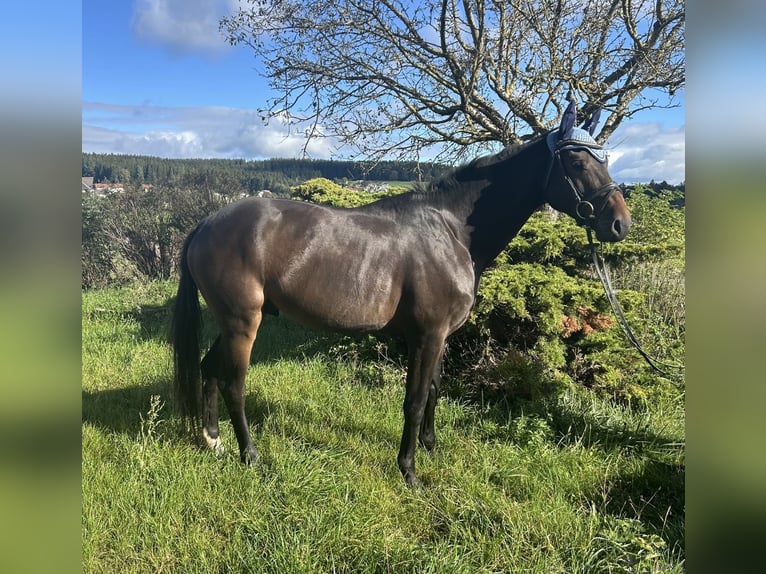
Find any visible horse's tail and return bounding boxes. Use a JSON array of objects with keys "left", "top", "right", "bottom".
[{"left": 171, "top": 225, "right": 203, "bottom": 427}]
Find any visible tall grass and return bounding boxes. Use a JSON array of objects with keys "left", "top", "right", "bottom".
[
  {"left": 606, "top": 256, "right": 686, "bottom": 377},
  {"left": 82, "top": 280, "right": 684, "bottom": 573}
]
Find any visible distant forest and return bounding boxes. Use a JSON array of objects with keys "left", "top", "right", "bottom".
[
  {"left": 82, "top": 152, "right": 684, "bottom": 202},
  {"left": 82, "top": 153, "right": 449, "bottom": 196}
]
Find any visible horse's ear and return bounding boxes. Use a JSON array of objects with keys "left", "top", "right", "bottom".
[
  {"left": 581, "top": 108, "right": 602, "bottom": 136},
  {"left": 558, "top": 99, "right": 577, "bottom": 139}
]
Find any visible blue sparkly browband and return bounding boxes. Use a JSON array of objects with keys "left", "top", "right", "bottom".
[{"left": 546, "top": 127, "right": 608, "bottom": 163}]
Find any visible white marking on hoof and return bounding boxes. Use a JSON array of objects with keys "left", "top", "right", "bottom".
[{"left": 202, "top": 428, "right": 224, "bottom": 456}]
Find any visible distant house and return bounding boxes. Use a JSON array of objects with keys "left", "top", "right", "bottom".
[{"left": 84, "top": 180, "right": 125, "bottom": 196}]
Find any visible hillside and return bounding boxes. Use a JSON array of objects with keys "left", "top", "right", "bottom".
[{"left": 82, "top": 153, "right": 449, "bottom": 196}]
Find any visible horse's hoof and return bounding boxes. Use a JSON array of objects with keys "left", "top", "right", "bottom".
[
  {"left": 402, "top": 471, "right": 421, "bottom": 488},
  {"left": 240, "top": 449, "right": 260, "bottom": 468},
  {"left": 202, "top": 429, "right": 225, "bottom": 457},
  {"left": 419, "top": 437, "right": 435, "bottom": 452}
]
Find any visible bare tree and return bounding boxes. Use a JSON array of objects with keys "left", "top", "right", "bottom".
[{"left": 222, "top": 0, "right": 684, "bottom": 162}]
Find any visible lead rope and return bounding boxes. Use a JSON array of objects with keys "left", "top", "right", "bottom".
[{"left": 586, "top": 228, "right": 685, "bottom": 380}]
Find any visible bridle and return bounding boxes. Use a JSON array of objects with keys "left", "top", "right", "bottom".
[{"left": 542, "top": 139, "right": 623, "bottom": 229}]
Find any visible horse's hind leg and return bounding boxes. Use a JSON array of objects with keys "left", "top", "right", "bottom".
[
  {"left": 200, "top": 337, "right": 224, "bottom": 455},
  {"left": 218, "top": 312, "right": 262, "bottom": 466}
]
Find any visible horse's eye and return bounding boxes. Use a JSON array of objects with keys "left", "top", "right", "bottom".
[{"left": 572, "top": 160, "right": 585, "bottom": 172}]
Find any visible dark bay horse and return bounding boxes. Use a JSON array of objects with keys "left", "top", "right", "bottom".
[{"left": 172, "top": 104, "right": 631, "bottom": 486}]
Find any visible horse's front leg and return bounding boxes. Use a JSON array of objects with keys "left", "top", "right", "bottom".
[
  {"left": 419, "top": 352, "right": 444, "bottom": 452},
  {"left": 398, "top": 334, "right": 445, "bottom": 486}
]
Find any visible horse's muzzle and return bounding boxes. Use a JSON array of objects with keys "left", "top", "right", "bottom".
[{"left": 596, "top": 212, "right": 631, "bottom": 242}]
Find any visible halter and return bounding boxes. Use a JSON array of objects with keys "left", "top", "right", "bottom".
[{"left": 543, "top": 128, "right": 622, "bottom": 228}]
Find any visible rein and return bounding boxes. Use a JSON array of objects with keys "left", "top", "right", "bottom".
[{"left": 586, "top": 228, "right": 685, "bottom": 379}]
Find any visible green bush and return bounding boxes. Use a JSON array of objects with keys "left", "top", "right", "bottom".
[
  {"left": 83, "top": 175, "right": 684, "bottom": 407},
  {"left": 290, "top": 178, "right": 399, "bottom": 207},
  {"left": 81, "top": 186, "right": 230, "bottom": 289}
]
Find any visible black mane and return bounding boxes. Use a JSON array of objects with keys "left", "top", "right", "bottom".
[
  {"left": 416, "top": 137, "right": 542, "bottom": 194},
  {"left": 358, "top": 136, "right": 548, "bottom": 219},
  {"left": 465, "top": 140, "right": 530, "bottom": 171}
]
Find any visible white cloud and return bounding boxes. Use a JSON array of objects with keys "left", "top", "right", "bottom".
[
  {"left": 82, "top": 101, "right": 334, "bottom": 159},
  {"left": 132, "top": 0, "right": 239, "bottom": 54},
  {"left": 606, "top": 123, "right": 685, "bottom": 184}
]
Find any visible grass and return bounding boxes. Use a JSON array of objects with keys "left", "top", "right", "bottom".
[{"left": 82, "top": 280, "right": 684, "bottom": 573}]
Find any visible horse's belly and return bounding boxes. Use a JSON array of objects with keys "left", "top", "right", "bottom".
[{"left": 267, "top": 269, "right": 400, "bottom": 333}]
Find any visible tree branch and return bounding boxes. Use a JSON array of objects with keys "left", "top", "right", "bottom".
[{"left": 221, "top": 0, "right": 684, "bottom": 160}]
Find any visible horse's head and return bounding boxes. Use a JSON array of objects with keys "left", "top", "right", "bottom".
[{"left": 543, "top": 102, "right": 631, "bottom": 242}]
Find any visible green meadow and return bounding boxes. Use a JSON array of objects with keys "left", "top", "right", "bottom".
[{"left": 82, "top": 279, "right": 684, "bottom": 573}]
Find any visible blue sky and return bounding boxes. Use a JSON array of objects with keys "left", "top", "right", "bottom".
[{"left": 83, "top": 0, "right": 686, "bottom": 184}]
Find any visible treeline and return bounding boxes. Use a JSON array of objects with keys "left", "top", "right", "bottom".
[
  {"left": 82, "top": 153, "right": 448, "bottom": 196},
  {"left": 624, "top": 179, "right": 685, "bottom": 207}
]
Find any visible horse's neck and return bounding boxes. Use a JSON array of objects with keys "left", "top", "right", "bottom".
[{"left": 439, "top": 142, "right": 548, "bottom": 273}]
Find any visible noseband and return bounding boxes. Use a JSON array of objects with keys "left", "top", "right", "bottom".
[{"left": 543, "top": 137, "right": 622, "bottom": 228}]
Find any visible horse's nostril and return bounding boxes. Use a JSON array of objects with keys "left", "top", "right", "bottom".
[{"left": 611, "top": 217, "right": 631, "bottom": 239}]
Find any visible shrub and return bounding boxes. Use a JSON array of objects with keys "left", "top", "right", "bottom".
[
  {"left": 82, "top": 193, "right": 116, "bottom": 289},
  {"left": 81, "top": 186, "right": 229, "bottom": 289},
  {"left": 83, "top": 174, "right": 684, "bottom": 406},
  {"left": 290, "top": 177, "right": 400, "bottom": 207}
]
